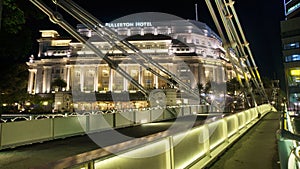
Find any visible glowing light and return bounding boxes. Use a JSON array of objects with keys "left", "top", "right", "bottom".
[
  {"left": 140, "top": 119, "right": 148, "bottom": 123},
  {"left": 287, "top": 2, "right": 300, "bottom": 15},
  {"left": 290, "top": 69, "right": 300, "bottom": 76}
]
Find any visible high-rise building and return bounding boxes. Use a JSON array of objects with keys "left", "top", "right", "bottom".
[
  {"left": 281, "top": 0, "right": 300, "bottom": 110},
  {"left": 284, "top": 0, "right": 300, "bottom": 19}
]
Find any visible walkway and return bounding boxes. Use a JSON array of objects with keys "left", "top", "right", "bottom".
[
  {"left": 207, "top": 111, "right": 281, "bottom": 169},
  {"left": 0, "top": 115, "right": 205, "bottom": 169},
  {"left": 0, "top": 111, "right": 281, "bottom": 169}
]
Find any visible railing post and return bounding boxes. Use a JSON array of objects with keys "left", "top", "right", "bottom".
[
  {"left": 88, "top": 160, "right": 94, "bottom": 169},
  {"left": 223, "top": 118, "right": 229, "bottom": 144},
  {"left": 168, "top": 136, "right": 175, "bottom": 169},
  {"left": 0, "top": 123, "right": 2, "bottom": 149},
  {"left": 203, "top": 124, "right": 211, "bottom": 158}
]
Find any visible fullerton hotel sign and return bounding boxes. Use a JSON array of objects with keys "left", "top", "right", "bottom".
[{"left": 105, "top": 22, "right": 153, "bottom": 28}]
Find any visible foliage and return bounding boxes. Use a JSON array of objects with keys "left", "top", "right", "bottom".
[
  {"left": 2, "top": 0, "right": 25, "bottom": 34},
  {"left": 0, "top": 0, "right": 48, "bottom": 112},
  {"left": 0, "top": 63, "right": 29, "bottom": 104},
  {"left": 261, "top": 76, "right": 273, "bottom": 88},
  {"left": 226, "top": 78, "right": 241, "bottom": 95},
  {"left": 51, "top": 78, "right": 67, "bottom": 91},
  {"left": 0, "top": 0, "right": 46, "bottom": 63}
]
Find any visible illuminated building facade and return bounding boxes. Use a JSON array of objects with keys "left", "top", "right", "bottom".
[
  {"left": 27, "top": 19, "right": 237, "bottom": 111},
  {"left": 284, "top": 0, "right": 300, "bottom": 19},
  {"left": 282, "top": 0, "right": 300, "bottom": 109}
]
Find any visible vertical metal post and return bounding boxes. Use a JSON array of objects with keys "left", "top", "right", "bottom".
[
  {"left": 195, "top": 4, "right": 199, "bottom": 21},
  {"left": 168, "top": 136, "right": 175, "bottom": 169}
]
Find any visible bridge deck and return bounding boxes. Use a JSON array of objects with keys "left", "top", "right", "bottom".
[
  {"left": 0, "top": 112, "right": 280, "bottom": 169},
  {"left": 206, "top": 111, "right": 281, "bottom": 169},
  {"left": 0, "top": 115, "right": 206, "bottom": 169}
]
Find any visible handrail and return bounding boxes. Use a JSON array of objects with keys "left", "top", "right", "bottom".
[
  {"left": 277, "top": 110, "right": 300, "bottom": 169},
  {"left": 27, "top": 104, "right": 272, "bottom": 169}
]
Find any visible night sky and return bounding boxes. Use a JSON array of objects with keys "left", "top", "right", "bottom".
[{"left": 35, "top": 0, "right": 286, "bottom": 86}]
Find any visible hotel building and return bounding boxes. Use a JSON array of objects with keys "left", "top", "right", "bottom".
[{"left": 27, "top": 19, "right": 237, "bottom": 111}]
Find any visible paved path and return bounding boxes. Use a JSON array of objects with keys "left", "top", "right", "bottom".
[{"left": 207, "top": 111, "right": 281, "bottom": 169}]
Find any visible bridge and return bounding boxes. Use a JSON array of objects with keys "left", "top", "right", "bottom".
[
  {"left": 0, "top": 104, "right": 275, "bottom": 169},
  {"left": 0, "top": 0, "right": 298, "bottom": 168}
]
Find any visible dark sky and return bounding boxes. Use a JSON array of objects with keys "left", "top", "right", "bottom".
[{"left": 36, "top": 0, "right": 286, "bottom": 84}]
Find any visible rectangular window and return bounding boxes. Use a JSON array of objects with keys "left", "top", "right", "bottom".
[
  {"left": 145, "top": 45, "right": 151, "bottom": 49},
  {"left": 75, "top": 71, "right": 80, "bottom": 77},
  {"left": 291, "top": 69, "right": 300, "bottom": 76},
  {"left": 144, "top": 71, "right": 151, "bottom": 76},
  {"left": 131, "top": 70, "right": 138, "bottom": 77},
  {"left": 284, "top": 42, "right": 300, "bottom": 50},
  {"left": 285, "top": 54, "right": 300, "bottom": 62},
  {"left": 102, "top": 69, "right": 109, "bottom": 77}
]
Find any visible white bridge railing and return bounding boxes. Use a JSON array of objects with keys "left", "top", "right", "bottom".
[
  {"left": 28, "top": 104, "right": 273, "bottom": 169},
  {"left": 0, "top": 105, "right": 210, "bottom": 150}
]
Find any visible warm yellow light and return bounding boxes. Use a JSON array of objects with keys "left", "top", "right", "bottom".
[{"left": 290, "top": 69, "right": 300, "bottom": 76}]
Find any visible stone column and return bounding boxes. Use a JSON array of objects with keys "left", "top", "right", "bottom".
[
  {"left": 43, "top": 66, "right": 52, "bottom": 93},
  {"left": 123, "top": 65, "right": 128, "bottom": 91},
  {"left": 27, "top": 69, "right": 35, "bottom": 94},
  {"left": 32, "top": 70, "right": 37, "bottom": 94},
  {"left": 221, "top": 67, "right": 225, "bottom": 82},
  {"left": 94, "top": 66, "right": 98, "bottom": 92},
  {"left": 139, "top": 66, "right": 143, "bottom": 85},
  {"left": 66, "top": 66, "right": 71, "bottom": 91},
  {"left": 193, "top": 64, "right": 199, "bottom": 84},
  {"left": 109, "top": 68, "right": 113, "bottom": 91},
  {"left": 154, "top": 72, "right": 158, "bottom": 89},
  {"left": 35, "top": 67, "right": 43, "bottom": 94},
  {"left": 212, "top": 66, "right": 216, "bottom": 82},
  {"left": 42, "top": 67, "right": 47, "bottom": 93},
  {"left": 80, "top": 67, "right": 85, "bottom": 92},
  {"left": 199, "top": 64, "right": 205, "bottom": 84}
]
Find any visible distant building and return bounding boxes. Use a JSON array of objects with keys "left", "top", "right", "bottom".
[
  {"left": 27, "top": 19, "right": 238, "bottom": 111},
  {"left": 281, "top": 0, "right": 300, "bottom": 109},
  {"left": 284, "top": 0, "right": 300, "bottom": 19}
]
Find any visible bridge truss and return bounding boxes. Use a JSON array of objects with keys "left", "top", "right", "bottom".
[{"left": 205, "top": 0, "right": 269, "bottom": 106}]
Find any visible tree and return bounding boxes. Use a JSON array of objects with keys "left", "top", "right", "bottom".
[
  {"left": 227, "top": 78, "right": 240, "bottom": 95},
  {"left": 0, "top": 63, "right": 29, "bottom": 103},
  {"left": 0, "top": 0, "right": 2, "bottom": 30},
  {"left": 0, "top": 0, "right": 48, "bottom": 113},
  {"left": 1, "top": 0, "right": 25, "bottom": 34},
  {"left": 51, "top": 78, "right": 67, "bottom": 91},
  {"left": 0, "top": 0, "right": 47, "bottom": 63}
]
